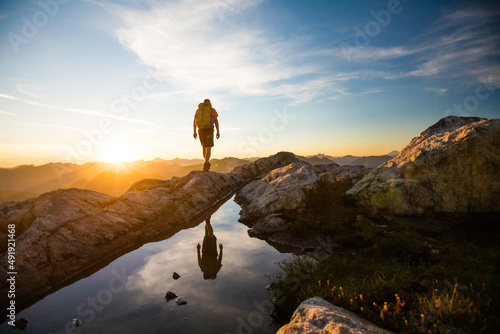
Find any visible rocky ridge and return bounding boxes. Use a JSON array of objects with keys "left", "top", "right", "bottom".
[
  {"left": 347, "top": 116, "right": 500, "bottom": 216},
  {"left": 0, "top": 152, "right": 297, "bottom": 308}
]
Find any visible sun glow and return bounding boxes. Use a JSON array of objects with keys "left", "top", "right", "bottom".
[{"left": 100, "top": 142, "right": 137, "bottom": 163}]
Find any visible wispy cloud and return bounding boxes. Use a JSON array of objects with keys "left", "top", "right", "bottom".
[
  {"left": 109, "top": 0, "right": 327, "bottom": 103},
  {"left": 312, "top": 7, "right": 500, "bottom": 86},
  {"left": 16, "top": 83, "right": 45, "bottom": 98},
  {"left": 0, "top": 92, "right": 161, "bottom": 127},
  {"left": 317, "top": 45, "right": 420, "bottom": 63},
  {"left": 16, "top": 121, "right": 81, "bottom": 131},
  {"left": 404, "top": 8, "right": 500, "bottom": 84},
  {"left": 424, "top": 87, "right": 448, "bottom": 96},
  {"left": 108, "top": 1, "right": 500, "bottom": 104},
  {"left": 0, "top": 110, "right": 16, "bottom": 116},
  {"left": 0, "top": 93, "right": 21, "bottom": 101}
]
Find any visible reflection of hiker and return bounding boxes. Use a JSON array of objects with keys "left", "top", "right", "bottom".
[
  {"left": 197, "top": 217, "right": 223, "bottom": 280},
  {"left": 193, "top": 99, "right": 220, "bottom": 172}
]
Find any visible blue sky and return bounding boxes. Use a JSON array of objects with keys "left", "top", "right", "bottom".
[{"left": 0, "top": 0, "right": 499, "bottom": 167}]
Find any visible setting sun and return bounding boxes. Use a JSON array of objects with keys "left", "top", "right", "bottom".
[{"left": 100, "top": 142, "right": 137, "bottom": 163}]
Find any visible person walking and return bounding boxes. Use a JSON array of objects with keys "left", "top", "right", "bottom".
[{"left": 193, "top": 99, "right": 220, "bottom": 172}]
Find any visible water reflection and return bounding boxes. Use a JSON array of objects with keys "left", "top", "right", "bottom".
[
  {"left": 0, "top": 198, "right": 292, "bottom": 334},
  {"left": 197, "top": 216, "right": 223, "bottom": 280}
]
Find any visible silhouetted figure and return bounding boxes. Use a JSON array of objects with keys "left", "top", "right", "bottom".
[
  {"left": 193, "top": 98, "right": 220, "bottom": 172},
  {"left": 197, "top": 217, "right": 223, "bottom": 279}
]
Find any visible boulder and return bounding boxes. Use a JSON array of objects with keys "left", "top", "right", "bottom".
[
  {"left": 235, "top": 162, "right": 366, "bottom": 238},
  {"left": 277, "top": 297, "right": 393, "bottom": 334},
  {"left": 347, "top": 116, "right": 500, "bottom": 216},
  {"left": 231, "top": 151, "right": 301, "bottom": 180}
]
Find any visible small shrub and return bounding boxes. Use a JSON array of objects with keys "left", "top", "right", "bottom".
[
  {"left": 372, "top": 230, "right": 431, "bottom": 264},
  {"left": 269, "top": 255, "right": 317, "bottom": 322}
]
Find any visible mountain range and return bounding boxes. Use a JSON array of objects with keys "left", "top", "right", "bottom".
[
  {"left": 0, "top": 152, "right": 398, "bottom": 204},
  {"left": 300, "top": 151, "right": 399, "bottom": 168},
  {"left": 0, "top": 157, "right": 249, "bottom": 203}
]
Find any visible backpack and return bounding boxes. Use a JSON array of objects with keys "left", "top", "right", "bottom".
[{"left": 195, "top": 102, "right": 214, "bottom": 129}]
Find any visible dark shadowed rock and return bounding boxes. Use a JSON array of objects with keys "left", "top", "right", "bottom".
[
  {"left": 347, "top": 116, "right": 500, "bottom": 216},
  {"left": 11, "top": 317, "right": 30, "bottom": 330},
  {"left": 235, "top": 161, "right": 366, "bottom": 245},
  {"left": 165, "top": 291, "right": 177, "bottom": 301}
]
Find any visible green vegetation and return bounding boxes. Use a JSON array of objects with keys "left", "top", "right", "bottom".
[{"left": 270, "top": 177, "right": 500, "bottom": 333}]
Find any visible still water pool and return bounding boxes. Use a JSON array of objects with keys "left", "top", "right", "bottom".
[{"left": 1, "top": 197, "right": 292, "bottom": 333}]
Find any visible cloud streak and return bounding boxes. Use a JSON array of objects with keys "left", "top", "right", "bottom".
[
  {"left": 0, "top": 110, "right": 16, "bottom": 116},
  {"left": 384, "top": 8, "right": 500, "bottom": 86},
  {"left": 0, "top": 92, "right": 161, "bottom": 127},
  {"left": 322, "top": 7, "right": 500, "bottom": 88},
  {"left": 405, "top": 9, "right": 500, "bottom": 83}
]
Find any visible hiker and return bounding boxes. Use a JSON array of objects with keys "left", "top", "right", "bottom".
[
  {"left": 193, "top": 98, "right": 220, "bottom": 172},
  {"left": 197, "top": 217, "right": 223, "bottom": 280}
]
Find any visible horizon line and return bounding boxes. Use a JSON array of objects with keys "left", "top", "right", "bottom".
[{"left": 0, "top": 150, "right": 401, "bottom": 169}]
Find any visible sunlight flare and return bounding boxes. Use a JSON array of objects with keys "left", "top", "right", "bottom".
[{"left": 100, "top": 142, "right": 137, "bottom": 163}]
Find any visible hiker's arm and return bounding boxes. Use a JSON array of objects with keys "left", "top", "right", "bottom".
[
  {"left": 215, "top": 117, "right": 220, "bottom": 139},
  {"left": 193, "top": 117, "right": 197, "bottom": 139},
  {"left": 218, "top": 243, "right": 223, "bottom": 263}
]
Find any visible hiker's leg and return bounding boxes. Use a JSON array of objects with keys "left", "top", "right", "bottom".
[
  {"left": 205, "top": 219, "right": 214, "bottom": 236},
  {"left": 202, "top": 146, "right": 207, "bottom": 161},
  {"left": 205, "top": 147, "right": 211, "bottom": 163}
]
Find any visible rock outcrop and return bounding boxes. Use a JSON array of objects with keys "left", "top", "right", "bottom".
[
  {"left": 235, "top": 161, "right": 366, "bottom": 244},
  {"left": 347, "top": 116, "right": 500, "bottom": 216},
  {"left": 231, "top": 151, "right": 300, "bottom": 179},
  {"left": 277, "top": 297, "right": 393, "bottom": 334},
  {"left": 0, "top": 152, "right": 298, "bottom": 308},
  {"left": 0, "top": 171, "right": 240, "bottom": 307}
]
